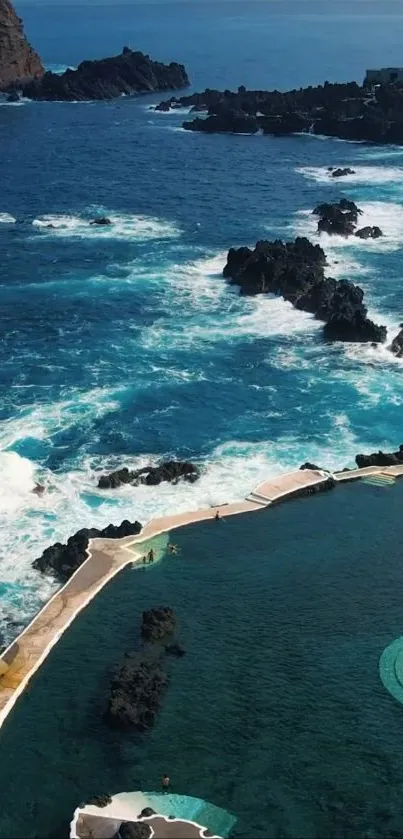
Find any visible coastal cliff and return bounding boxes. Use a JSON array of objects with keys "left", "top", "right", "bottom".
[{"left": 0, "top": 0, "right": 43, "bottom": 90}]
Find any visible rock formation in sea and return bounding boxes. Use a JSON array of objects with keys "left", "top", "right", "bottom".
[
  {"left": 355, "top": 445, "right": 403, "bottom": 469},
  {"left": 21, "top": 47, "right": 189, "bottom": 101},
  {"left": 105, "top": 606, "right": 182, "bottom": 731},
  {"left": 141, "top": 606, "right": 177, "bottom": 643},
  {"left": 0, "top": 0, "right": 43, "bottom": 90},
  {"left": 313, "top": 199, "right": 383, "bottom": 239},
  {"left": 33, "top": 519, "right": 142, "bottom": 582},
  {"left": 98, "top": 460, "right": 199, "bottom": 489},
  {"left": 330, "top": 167, "right": 356, "bottom": 178},
  {"left": 389, "top": 327, "right": 403, "bottom": 357},
  {"left": 154, "top": 80, "right": 403, "bottom": 145},
  {"left": 223, "top": 237, "right": 386, "bottom": 344}
]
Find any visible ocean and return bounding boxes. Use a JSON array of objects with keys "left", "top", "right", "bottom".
[{"left": 2, "top": 0, "right": 403, "bottom": 644}]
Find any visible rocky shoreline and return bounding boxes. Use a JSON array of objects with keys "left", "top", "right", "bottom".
[{"left": 154, "top": 80, "right": 403, "bottom": 145}]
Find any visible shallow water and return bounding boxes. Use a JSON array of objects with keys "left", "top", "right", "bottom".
[{"left": 1, "top": 482, "right": 403, "bottom": 838}]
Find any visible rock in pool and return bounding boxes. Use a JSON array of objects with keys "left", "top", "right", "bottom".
[
  {"left": 141, "top": 607, "right": 177, "bottom": 643},
  {"left": 165, "top": 642, "right": 186, "bottom": 657},
  {"left": 105, "top": 651, "right": 169, "bottom": 731}
]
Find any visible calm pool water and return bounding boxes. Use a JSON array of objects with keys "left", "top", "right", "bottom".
[{"left": 1, "top": 481, "right": 403, "bottom": 838}]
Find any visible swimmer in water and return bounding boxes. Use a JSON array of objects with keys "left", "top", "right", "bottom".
[{"left": 168, "top": 544, "right": 179, "bottom": 555}]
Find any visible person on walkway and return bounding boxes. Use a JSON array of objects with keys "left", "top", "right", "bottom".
[{"left": 162, "top": 774, "right": 170, "bottom": 792}]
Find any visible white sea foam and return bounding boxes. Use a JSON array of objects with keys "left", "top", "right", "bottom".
[
  {"left": 32, "top": 212, "right": 180, "bottom": 241},
  {"left": 0, "top": 213, "right": 16, "bottom": 224},
  {"left": 293, "top": 201, "right": 403, "bottom": 254},
  {"left": 297, "top": 165, "right": 403, "bottom": 186}
]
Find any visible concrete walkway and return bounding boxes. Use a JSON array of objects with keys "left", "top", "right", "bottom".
[{"left": 0, "top": 464, "right": 402, "bottom": 731}]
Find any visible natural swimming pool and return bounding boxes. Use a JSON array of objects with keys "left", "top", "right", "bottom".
[{"left": 1, "top": 480, "right": 403, "bottom": 838}]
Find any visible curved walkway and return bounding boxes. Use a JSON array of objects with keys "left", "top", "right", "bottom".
[{"left": 0, "top": 465, "right": 402, "bottom": 731}]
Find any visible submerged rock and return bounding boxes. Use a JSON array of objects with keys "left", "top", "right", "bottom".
[
  {"left": 141, "top": 607, "right": 177, "bottom": 643},
  {"left": 165, "top": 642, "right": 186, "bottom": 657},
  {"left": 105, "top": 651, "right": 169, "bottom": 730},
  {"left": 355, "top": 445, "right": 403, "bottom": 469},
  {"left": 22, "top": 47, "right": 189, "bottom": 101},
  {"left": 222, "top": 237, "right": 386, "bottom": 344},
  {"left": 33, "top": 519, "right": 142, "bottom": 582},
  {"left": 98, "top": 460, "right": 200, "bottom": 489}
]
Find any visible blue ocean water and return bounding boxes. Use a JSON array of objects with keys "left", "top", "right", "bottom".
[
  {"left": 1, "top": 1, "right": 403, "bottom": 643},
  {"left": 1, "top": 482, "right": 403, "bottom": 838}
]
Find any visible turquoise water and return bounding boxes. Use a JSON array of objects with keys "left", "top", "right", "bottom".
[
  {"left": 3, "top": 1, "right": 403, "bottom": 646},
  {"left": 1, "top": 483, "right": 403, "bottom": 837}
]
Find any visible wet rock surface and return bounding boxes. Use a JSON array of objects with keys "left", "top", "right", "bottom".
[
  {"left": 98, "top": 460, "right": 200, "bottom": 489},
  {"left": 153, "top": 81, "right": 403, "bottom": 145},
  {"left": 355, "top": 445, "right": 403, "bottom": 469},
  {"left": 223, "top": 237, "right": 386, "bottom": 344},
  {"left": 141, "top": 607, "right": 177, "bottom": 643},
  {"left": 33, "top": 519, "right": 142, "bottom": 582}
]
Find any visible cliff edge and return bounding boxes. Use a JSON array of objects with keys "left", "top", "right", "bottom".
[{"left": 0, "top": 0, "right": 43, "bottom": 90}]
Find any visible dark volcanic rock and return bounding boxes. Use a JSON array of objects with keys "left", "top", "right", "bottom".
[
  {"left": 118, "top": 823, "right": 152, "bottom": 839},
  {"left": 355, "top": 445, "right": 403, "bottom": 469},
  {"left": 87, "top": 793, "right": 112, "bottom": 808},
  {"left": 90, "top": 216, "right": 112, "bottom": 226},
  {"left": 139, "top": 809, "right": 156, "bottom": 819},
  {"left": 98, "top": 460, "right": 200, "bottom": 489},
  {"left": 331, "top": 167, "right": 355, "bottom": 178},
  {"left": 165, "top": 642, "right": 186, "bottom": 657},
  {"left": 0, "top": 0, "right": 44, "bottom": 90},
  {"left": 174, "top": 80, "right": 403, "bottom": 146},
  {"left": 222, "top": 236, "right": 386, "bottom": 344},
  {"left": 300, "top": 462, "right": 321, "bottom": 471},
  {"left": 141, "top": 607, "right": 177, "bottom": 643},
  {"left": 33, "top": 519, "right": 142, "bottom": 582},
  {"left": 355, "top": 225, "right": 383, "bottom": 239},
  {"left": 22, "top": 47, "right": 189, "bottom": 101},
  {"left": 390, "top": 327, "right": 403, "bottom": 357},
  {"left": 105, "top": 651, "right": 169, "bottom": 731},
  {"left": 313, "top": 200, "right": 362, "bottom": 237}
]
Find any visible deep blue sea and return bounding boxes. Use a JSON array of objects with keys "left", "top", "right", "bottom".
[{"left": 2, "top": 0, "right": 403, "bottom": 645}]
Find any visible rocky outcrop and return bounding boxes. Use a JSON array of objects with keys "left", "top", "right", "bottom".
[
  {"left": 87, "top": 794, "right": 112, "bottom": 808},
  {"left": 223, "top": 237, "right": 386, "bottom": 344},
  {"left": 90, "top": 217, "right": 112, "bottom": 226},
  {"left": 141, "top": 607, "right": 176, "bottom": 643},
  {"left": 355, "top": 445, "right": 403, "bottom": 469},
  {"left": 98, "top": 460, "right": 199, "bottom": 489},
  {"left": 313, "top": 199, "right": 362, "bottom": 237},
  {"left": 331, "top": 167, "right": 355, "bottom": 178},
  {"left": 118, "top": 823, "right": 152, "bottom": 839},
  {"left": 390, "top": 327, "right": 403, "bottom": 357},
  {"left": 165, "top": 80, "right": 403, "bottom": 145},
  {"left": 300, "top": 462, "right": 321, "bottom": 471},
  {"left": 105, "top": 606, "right": 183, "bottom": 731},
  {"left": 33, "top": 519, "right": 142, "bottom": 582},
  {"left": 105, "top": 651, "right": 169, "bottom": 730},
  {"left": 355, "top": 225, "right": 383, "bottom": 239},
  {"left": 0, "top": 0, "right": 43, "bottom": 90},
  {"left": 22, "top": 47, "right": 189, "bottom": 101}
]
